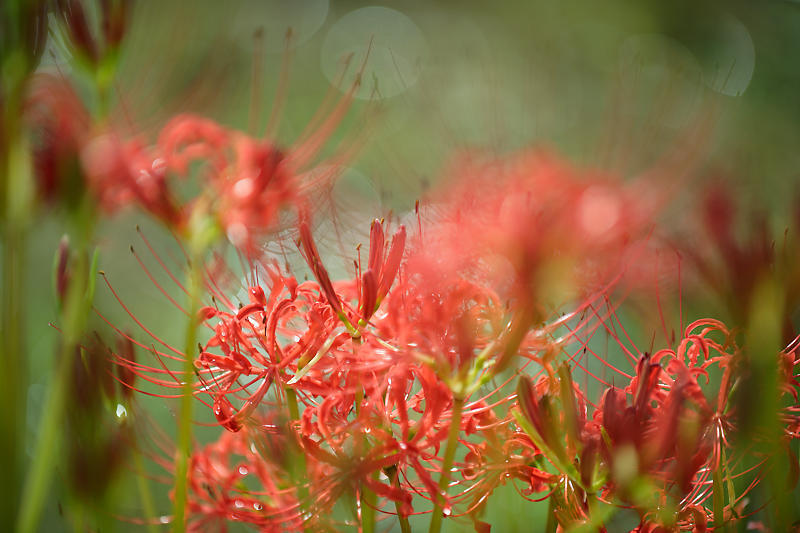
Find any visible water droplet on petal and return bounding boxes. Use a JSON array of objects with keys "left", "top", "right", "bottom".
[
  {"left": 233, "top": 178, "right": 255, "bottom": 199},
  {"left": 152, "top": 158, "right": 166, "bottom": 175},
  {"left": 238, "top": 465, "right": 248, "bottom": 476},
  {"left": 442, "top": 505, "right": 452, "bottom": 517},
  {"left": 254, "top": 502, "right": 263, "bottom": 511}
]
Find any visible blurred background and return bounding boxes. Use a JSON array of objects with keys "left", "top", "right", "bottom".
[{"left": 15, "top": 0, "right": 800, "bottom": 530}]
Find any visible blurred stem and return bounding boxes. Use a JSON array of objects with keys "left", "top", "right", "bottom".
[
  {"left": 134, "top": 444, "right": 159, "bottom": 533},
  {"left": 172, "top": 255, "right": 202, "bottom": 532},
  {"left": 712, "top": 464, "right": 725, "bottom": 532},
  {"left": 545, "top": 496, "right": 557, "bottom": 533},
  {"left": 1, "top": 223, "right": 24, "bottom": 524},
  {"left": 743, "top": 279, "right": 788, "bottom": 528},
  {"left": 428, "top": 396, "right": 464, "bottom": 533},
  {"left": 1, "top": 109, "right": 29, "bottom": 524},
  {"left": 17, "top": 346, "right": 70, "bottom": 533},
  {"left": 18, "top": 242, "right": 94, "bottom": 533}
]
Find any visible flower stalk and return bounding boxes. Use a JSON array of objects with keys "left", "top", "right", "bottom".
[
  {"left": 171, "top": 252, "right": 203, "bottom": 531},
  {"left": 18, "top": 239, "right": 98, "bottom": 533},
  {"left": 428, "top": 396, "right": 464, "bottom": 533}
]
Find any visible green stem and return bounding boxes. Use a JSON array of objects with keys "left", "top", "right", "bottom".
[
  {"left": 17, "top": 340, "right": 72, "bottom": 533},
  {"left": 428, "top": 396, "right": 464, "bottom": 533},
  {"left": 2, "top": 111, "right": 30, "bottom": 525},
  {"left": 283, "top": 385, "right": 311, "bottom": 532},
  {"left": 545, "top": 495, "right": 557, "bottom": 533},
  {"left": 134, "top": 444, "right": 159, "bottom": 533},
  {"left": 351, "top": 336, "right": 374, "bottom": 533},
  {"left": 391, "top": 468, "right": 412, "bottom": 533},
  {"left": 1, "top": 224, "right": 23, "bottom": 525},
  {"left": 17, "top": 243, "right": 93, "bottom": 533},
  {"left": 286, "top": 387, "right": 300, "bottom": 422},
  {"left": 172, "top": 257, "right": 202, "bottom": 531},
  {"left": 712, "top": 462, "right": 725, "bottom": 532},
  {"left": 360, "top": 482, "right": 375, "bottom": 533}
]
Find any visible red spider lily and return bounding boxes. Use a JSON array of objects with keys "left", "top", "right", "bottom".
[
  {"left": 24, "top": 73, "right": 184, "bottom": 221},
  {"left": 99, "top": 135, "right": 800, "bottom": 533},
  {"left": 155, "top": 116, "right": 303, "bottom": 252},
  {"left": 415, "top": 150, "right": 662, "bottom": 309},
  {"left": 107, "top": 212, "right": 543, "bottom": 528},
  {"left": 527, "top": 295, "right": 800, "bottom": 531},
  {"left": 106, "top": 215, "right": 409, "bottom": 435},
  {"left": 459, "top": 398, "right": 556, "bottom": 517},
  {"left": 25, "top": 55, "right": 363, "bottom": 254},
  {"left": 297, "top": 214, "right": 406, "bottom": 333},
  {"left": 185, "top": 427, "right": 307, "bottom": 532},
  {"left": 689, "top": 184, "right": 800, "bottom": 344},
  {"left": 81, "top": 112, "right": 352, "bottom": 251}
]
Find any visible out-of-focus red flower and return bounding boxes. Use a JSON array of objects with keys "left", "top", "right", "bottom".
[
  {"left": 53, "top": 0, "right": 132, "bottom": 67},
  {"left": 413, "top": 150, "right": 660, "bottom": 309},
  {"left": 25, "top": 74, "right": 90, "bottom": 206}
]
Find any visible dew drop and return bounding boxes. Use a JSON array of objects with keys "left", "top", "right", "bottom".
[
  {"left": 159, "top": 516, "right": 170, "bottom": 524},
  {"left": 442, "top": 505, "right": 452, "bottom": 517},
  {"left": 238, "top": 465, "right": 248, "bottom": 476},
  {"left": 254, "top": 502, "right": 263, "bottom": 511},
  {"left": 115, "top": 403, "right": 128, "bottom": 419},
  {"left": 234, "top": 499, "right": 245, "bottom": 509},
  {"left": 152, "top": 157, "right": 166, "bottom": 174},
  {"left": 233, "top": 178, "right": 255, "bottom": 199}
]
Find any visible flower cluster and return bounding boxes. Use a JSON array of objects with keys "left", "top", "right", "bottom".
[
  {"left": 106, "top": 147, "right": 800, "bottom": 532},
  {"left": 12, "top": 4, "right": 800, "bottom": 533}
]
